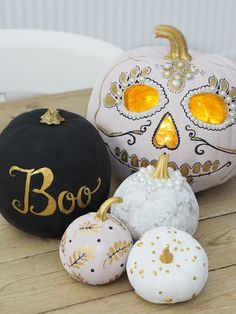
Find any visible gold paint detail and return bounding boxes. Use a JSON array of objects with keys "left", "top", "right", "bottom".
[
  {"left": 40, "top": 109, "right": 65, "bottom": 125},
  {"left": 193, "top": 276, "right": 197, "bottom": 280},
  {"left": 158, "top": 291, "right": 163, "bottom": 295},
  {"left": 9, "top": 166, "right": 101, "bottom": 216},
  {"left": 71, "top": 271, "right": 87, "bottom": 283},
  {"left": 60, "top": 231, "right": 67, "bottom": 254},
  {"left": 192, "top": 293, "right": 197, "bottom": 300},
  {"left": 136, "top": 241, "right": 143, "bottom": 247},
  {"left": 68, "top": 245, "right": 94, "bottom": 268},
  {"left": 124, "top": 84, "right": 159, "bottom": 113},
  {"left": 165, "top": 298, "right": 173, "bottom": 303},
  {"left": 153, "top": 271, "right": 158, "bottom": 276},
  {"left": 152, "top": 113, "right": 179, "bottom": 149},
  {"left": 73, "top": 222, "right": 101, "bottom": 237},
  {"left": 152, "top": 154, "right": 170, "bottom": 179},
  {"left": 189, "top": 93, "right": 228, "bottom": 124},
  {"left": 103, "top": 240, "right": 131, "bottom": 267},
  {"left": 96, "top": 197, "right": 123, "bottom": 221},
  {"left": 160, "top": 245, "right": 174, "bottom": 264},
  {"left": 154, "top": 25, "right": 191, "bottom": 61}
]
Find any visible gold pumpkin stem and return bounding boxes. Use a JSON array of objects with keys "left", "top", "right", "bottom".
[
  {"left": 40, "top": 109, "right": 65, "bottom": 125},
  {"left": 152, "top": 154, "right": 170, "bottom": 179},
  {"left": 160, "top": 245, "right": 174, "bottom": 264},
  {"left": 96, "top": 197, "right": 123, "bottom": 221},
  {"left": 154, "top": 25, "right": 192, "bottom": 61}
]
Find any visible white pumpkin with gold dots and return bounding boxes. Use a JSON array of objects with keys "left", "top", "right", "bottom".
[
  {"left": 127, "top": 227, "right": 208, "bottom": 304},
  {"left": 111, "top": 153, "right": 199, "bottom": 240},
  {"left": 59, "top": 197, "right": 133, "bottom": 285}
]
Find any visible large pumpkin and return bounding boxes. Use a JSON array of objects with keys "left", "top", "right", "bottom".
[
  {"left": 0, "top": 109, "right": 111, "bottom": 237},
  {"left": 87, "top": 25, "right": 236, "bottom": 192}
]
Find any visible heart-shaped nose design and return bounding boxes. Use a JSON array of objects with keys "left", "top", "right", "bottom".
[{"left": 152, "top": 113, "right": 179, "bottom": 150}]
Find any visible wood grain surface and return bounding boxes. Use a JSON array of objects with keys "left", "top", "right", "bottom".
[{"left": 0, "top": 89, "right": 235, "bottom": 314}]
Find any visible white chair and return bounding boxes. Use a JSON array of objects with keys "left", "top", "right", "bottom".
[{"left": 0, "top": 29, "right": 123, "bottom": 101}]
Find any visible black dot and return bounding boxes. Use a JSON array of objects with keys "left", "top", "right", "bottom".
[
  {"left": 109, "top": 226, "right": 113, "bottom": 230},
  {"left": 91, "top": 269, "right": 95, "bottom": 272},
  {"left": 120, "top": 263, "right": 124, "bottom": 267},
  {"left": 69, "top": 239, "right": 72, "bottom": 243},
  {"left": 97, "top": 239, "right": 101, "bottom": 242}
]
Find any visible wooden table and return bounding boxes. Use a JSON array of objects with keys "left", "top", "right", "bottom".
[{"left": 0, "top": 89, "right": 236, "bottom": 314}]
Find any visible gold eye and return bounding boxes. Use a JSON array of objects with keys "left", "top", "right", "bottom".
[
  {"left": 189, "top": 93, "right": 228, "bottom": 124},
  {"left": 124, "top": 84, "right": 159, "bottom": 113}
]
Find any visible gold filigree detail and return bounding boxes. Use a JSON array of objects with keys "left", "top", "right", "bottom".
[
  {"left": 40, "top": 109, "right": 65, "bottom": 125},
  {"left": 68, "top": 245, "right": 94, "bottom": 268},
  {"left": 161, "top": 60, "right": 199, "bottom": 93},
  {"left": 103, "top": 240, "right": 131, "bottom": 267}
]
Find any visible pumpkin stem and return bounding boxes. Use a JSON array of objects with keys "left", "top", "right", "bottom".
[
  {"left": 40, "top": 109, "right": 65, "bottom": 125},
  {"left": 154, "top": 25, "right": 192, "bottom": 61},
  {"left": 96, "top": 197, "right": 123, "bottom": 221},
  {"left": 160, "top": 245, "right": 174, "bottom": 264},
  {"left": 152, "top": 154, "right": 170, "bottom": 179}
]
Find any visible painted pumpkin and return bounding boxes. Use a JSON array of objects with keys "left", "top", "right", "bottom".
[
  {"left": 59, "top": 197, "right": 133, "bottom": 285},
  {"left": 111, "top": 153, "right": 199, "bottom": 240},
  {"left": 0, "top": 109, "right": 111, "bottom": 237},
  {"left": 127, "top": 227, "right": 208, "bottom": 304},
  {"left": 87, "top": 25, "right": 236, "bottom": 192}
]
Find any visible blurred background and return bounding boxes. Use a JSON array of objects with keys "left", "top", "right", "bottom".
[{"left": 0, "top": 0, "right": 235, "bottom": 60}]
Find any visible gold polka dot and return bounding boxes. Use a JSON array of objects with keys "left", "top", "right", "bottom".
[
  {"left": 137, "top": 242, "right": 143, "bottom": 247},
  {"left": 158, "top": 291, "right": 163, "bottom": 295},
  {"left": 165, "top": 298, "right": 173, "bottom": 303},
  {"left": 152, "top": 250, "right": 156, "bottom": 254},
  {"left": 192, "top": 259, "right": 195, "bottom": 262},
  {"left": 134, "top": 261, "right": 138, "bottom": 265},
  {"left": 174, "top": 247, "right": 178, "bottom": 251},
  {"left": 180, "top": 248, "right": 184, "bottom": 252},
  {"left": 130, "top": 268, "right": 133, "bottom": 274},
  {"left": 173, "top": 239, "right": 177, "bottom": 242},
  {"left": 192, "top": 293, "right": 197, "bottom": 300},
  {"left": 174, "top": 231, "right": 177, "bottom": 234},
  {"left": 196, "top": 246, "right": 201, "bottom": 250},
  {"left": 167, "top": 231, "right": 171, "bottom": 234},
  {"left": 194, "top": 256, "right": 197, "bottom": 259},
  {"left": 139, "top": 269, "right": 144, "bottom": 275},
  {"left": 165, "top": 269, "right": 170, "bottom": 273},
  {"left": 152, "top": 259, "right": 156, "bottom": 263},
  {"left": 193, "top": 276, "right": 197, "bottom": 280},
  {"left": 186, "top": 247, "right": 190, "bottom": 251},
  {"left": 159, "top": 267, "right": 163, "bottom": 271},
  {"left": 177, "top": 241, "right": 181, "bottom": 244},
  {"left": 153, "top": 271, "right": 158, "bottom": 276},
  {"left": 176, "top": 264, "right": 180, "bottom": 268},
  {"left": 156, "top": 236, "right": 160, "bottom": 239},
  {"left": 150, "top": 242, "right": 155, "bottom": 246}
]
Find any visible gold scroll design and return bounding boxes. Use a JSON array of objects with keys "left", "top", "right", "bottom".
[
  {"left": 185, "top": 125, "right": 236, "bottom": 155},
  {"left": 103, "top": 240, "right": 131, "bottom": 268},
  {"left": 108, "top": 145, "right": 231, "bottom": 185},
  {"left": 9, "top": 166, "right": 101, "bottom": 216}
]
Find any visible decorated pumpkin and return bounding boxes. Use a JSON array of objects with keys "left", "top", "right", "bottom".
[
  {"left": 87, "top": 24, "right": 236, "bottom": 192},
  {"left": 59, "top": 197, "right": 133, "bottom": 285},
  {"left": 0, "top": 109, "right": 111, "bottom": 237},
  {"left": 111, "top": 153, "right": 199, "bottom": 240},
  {"left": 127, "top": 227, "right": 208, "bottom": 304}
]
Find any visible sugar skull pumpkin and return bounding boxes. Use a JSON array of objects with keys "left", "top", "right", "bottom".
[{"left": 87, "top": 25, "right": 236, "bottom": 192}]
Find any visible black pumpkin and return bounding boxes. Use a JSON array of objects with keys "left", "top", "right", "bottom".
[{"left": 0, "top": 108, "right": 111, "bottom": 237}]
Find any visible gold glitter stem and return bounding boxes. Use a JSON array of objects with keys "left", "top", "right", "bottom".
[
  {"left": 40, "top": 109, "right": 65, "bottom": 125},
  {"left": 154, "top": 25, "right": 192, "bottom": 61},
  {"left": 152, "top": 154, "right": 170, "bottom": 179},
  {"left": 96, "top": 197, "right": 123, "bottom": 221}
]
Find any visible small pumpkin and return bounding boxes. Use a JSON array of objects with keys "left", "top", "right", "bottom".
[
  {"left": 59, "top": 197, "right": 133, "bottom": 285},
  {"left": 127, "top": 227, "right": 208, "bottom": 304},
  {"left": 111, "top": 153, "right": 199, "bottom": 240},
  {"left": 0, "top": 108, "right": 111, "bottom": 237},
  {"left": 87, "top": 24, "right": 236, "bottom": 192}
]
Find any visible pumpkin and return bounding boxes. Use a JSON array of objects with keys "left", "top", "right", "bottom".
[
  {"left": 59, "top": 197, "right": 133, "bottom": 285},
  {"left": 87, "top": 24, "right": 236, "bottom": 192},
  {"left": 0, "top": 108, "right": 111, "bottom": 237},
  {"left": 127, "top": 227, "right": 208, "bottom": 304},
  {"left": 111, "top": 153, "right": 199, "bottom": 240}
]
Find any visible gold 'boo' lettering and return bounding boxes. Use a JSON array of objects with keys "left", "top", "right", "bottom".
[{"left": 9, "top": 166, "right": 102, "bottom": 216}]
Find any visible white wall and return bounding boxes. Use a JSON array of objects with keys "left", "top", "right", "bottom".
[{"left": 0, "top": 0, "right": 235, "bottom": 60}]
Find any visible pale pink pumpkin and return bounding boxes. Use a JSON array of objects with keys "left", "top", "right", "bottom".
[{"left": 87, "top": 25, "right": 236, "bottom": 192}]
